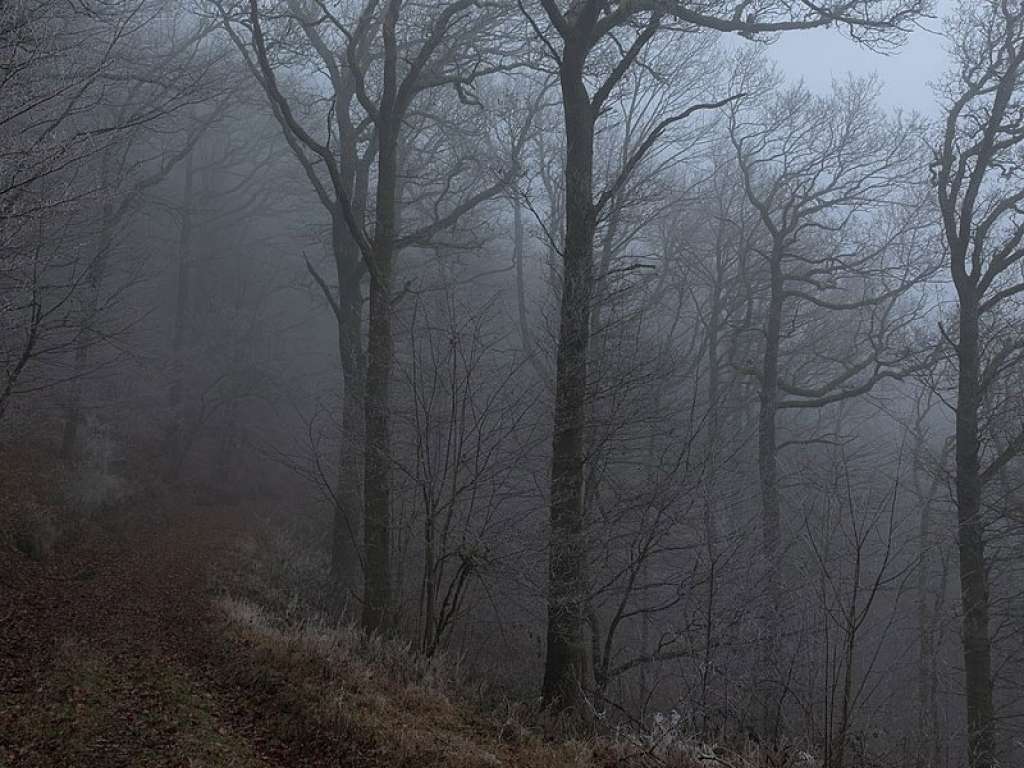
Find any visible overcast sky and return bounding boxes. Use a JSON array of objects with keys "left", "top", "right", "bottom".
[{"left": 765, "top": 4, "right": 951, "bottom": 116}]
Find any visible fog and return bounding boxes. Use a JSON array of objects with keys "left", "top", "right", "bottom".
[
  {"left": 768, "top": 2, "right": 950, "bottom": 113},
  {"left": 2, "top": 1, "right": 1023, "bottom": 766}
]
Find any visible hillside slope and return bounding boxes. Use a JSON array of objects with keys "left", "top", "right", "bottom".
[
  {"left": 0, "top": 450, "right": 802, "bottom": 768},
  {"left": 0, "top": 490, "right": 598, "bottom": 767}
]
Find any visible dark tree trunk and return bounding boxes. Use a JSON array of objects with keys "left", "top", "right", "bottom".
[
  {"left": 757, "top": 250, "right": 784, "bottom": 737},
  {"left": 360, "top": 1, "right": 399, "bottom": 632},
  {"left": 331, "top": 215, "right": 366, "bottom": 591},
  {"left": 955, "top": 291, "right": 995, "bottom": 768},
  {"left": 542, "top": 45, "right": 596, "bottom": 711},
  {"left": 361, "top": 232, "right": 393, "bottom": 633}
]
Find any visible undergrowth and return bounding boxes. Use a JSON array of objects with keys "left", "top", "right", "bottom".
[
  {"left": 0, "top": 439, "right": 829, "bottom": 768},
  {"left": 207, "top": 519, "right": 828, "bottom": 768}
]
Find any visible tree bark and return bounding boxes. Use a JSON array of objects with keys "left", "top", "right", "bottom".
[
  {"left": 955, "top": 292, "right": 996, "bottom": 768},
  {"left": 361, "top": 228, "right": 393, "bottom": 633},
  {"left": 542, "top": 43, "right": 596, "bottom": 711},
  {"left": 331, "top": 213, "right": 366, "bottom": 590},
  {"left": 756, "top": 249, "right": 784, "bottom": 736},
  {"left": 359, "top": 0, "right": 400, "bottom": 633}
]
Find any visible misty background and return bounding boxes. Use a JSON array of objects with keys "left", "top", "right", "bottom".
[{"left": 2, "top": 1, "right": 1023, "bottom": 767}]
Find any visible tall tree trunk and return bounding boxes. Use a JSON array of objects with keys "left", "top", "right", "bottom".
[
  {"left": 542, "top": 48, "right": 595, "bottom": 711},
  {"left": 331, "top": 215, "right": 366, "bottom": 590},
  {"left": 955, "top": 292, "right": 995, "bottom": 768},
  {"left": 421, "top": 505, "right": 438, "bottom": 653},
  {"left": 914, "top": 432, "right": 946, "bottom": 768},
  {"left": 833, "top": 536, "right": 863, "bottom": 768},
  {"left": 361, "top": 231, "right": 393, "bottom": 633},
  {"left": 360, "top": 0, "right": 399, "bottom": 633},
  {"left": 757, "top": 251, "right": 784, "bottom": 737},
  {"left": 700, "top": 269, "right": 723, "bottom": 724}
]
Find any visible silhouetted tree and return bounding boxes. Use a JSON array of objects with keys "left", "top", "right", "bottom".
[
  {"left": 524, "top": 0, "right": 929, "bottom": 712},
  {"left": 934, "top": 2, "right": 1024, "bottom": 763},
  {"left": 219, "top": 0, "right": 525, "bottom": 631}
]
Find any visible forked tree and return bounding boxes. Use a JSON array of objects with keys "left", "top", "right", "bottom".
[
  {"left": 726, "top": 75, "right": 933, "bottom": 730},
  {"left": 217, "top": 0, "right": 525, "bottom": 631},
  {"left": 521, "top": 0, "right": 929, "bottom": 711},
  {"left": 934, "top": 1, "right": 1024, "bottom": 764}
]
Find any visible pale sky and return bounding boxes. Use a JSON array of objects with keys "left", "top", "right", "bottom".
[{"left": 765, "top": 4, "right": 951, "bottom": 116}]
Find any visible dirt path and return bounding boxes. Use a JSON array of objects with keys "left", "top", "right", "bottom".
[{"left": 0, "top": 503, "right": 335, "bottom": 767}]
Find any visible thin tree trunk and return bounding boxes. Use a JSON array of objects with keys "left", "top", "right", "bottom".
[
  {"left": 513, "top": 196, "right": 533, "bottom": 359},
  {"left": 421, "top": 506, "right": 437, "bottom": 653},
  {"left": 701, "top": 271, "right": 723, "bottom": 726},
  {"left": 917, "top": 534, "right": 941, "bottom": 767},
  {"left": 757, "top": 251, "right": 784, "bottom": 736},
  {"left": 513, "top": 195, "right": 552, "bottom": 388},
  {"left": 164, "top": 151, "right": 195, "bottom": 480},
  {"left": 914, "top": 433, "right": 946, "bottom": 768},
  {"left": 0, "top": 286, "right": 42, "bottom": 425},
  {"left": 834, "top": 535, "right": 863, "bottom": 768}
]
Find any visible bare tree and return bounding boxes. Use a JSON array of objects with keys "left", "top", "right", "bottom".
[
  {"left": 798, "top": 448, "right": 915, "bottom": 767},
  {"left": 726, "top": 73, "right": 934, "bottom": 732},
  {"left": 217, "top": 0, "right": 525, "bottom": 631},
  {"left": 0, "top": 2, "right": 216, "bottom": 429},
  {"left": 391, "top": 278, "right": 537, "bottom": 655},
  {"left": 521, "top": 0, "right": 928, "bottom": 711},
  {"left": 933, "top": 1, "right": 1024, "bottom": 764}
]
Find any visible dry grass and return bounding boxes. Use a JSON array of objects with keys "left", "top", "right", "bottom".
[
  {"left": 207, "top": 594, "right": 594, "bottom": 768},
  {"left": 198, "top": 512, "right": 845, "bottom": 768},
  {"left": 205, "top": 579, "right": 819, "bottom": 768},
  {"left": 0, "top": 587, "right": 823, "bottom": 768},
  {"left": 0, "top": 440, "right": 826, "bottom": 768}
]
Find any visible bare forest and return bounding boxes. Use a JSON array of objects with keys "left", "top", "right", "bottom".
[{"left": 4, "top": 1, "right": 1024, "bottom": 767}]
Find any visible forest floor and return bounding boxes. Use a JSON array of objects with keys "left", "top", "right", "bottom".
[
  {"left": 0, "top": 485, "right": 344, "bottom": 767},
  {"left": 0, "top": 442, "right": 794, "bottom": 768},
  {"left": 0, "top": 445, "right": 623, "bottom": 768}
]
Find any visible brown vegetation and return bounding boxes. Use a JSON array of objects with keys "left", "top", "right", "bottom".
[{"left": 0, "top": 443, "right": 825, "bottom": 768}]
